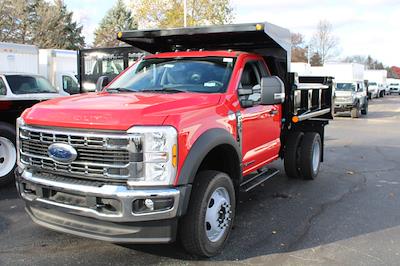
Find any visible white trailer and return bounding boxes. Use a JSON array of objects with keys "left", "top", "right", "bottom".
[
  {"left": 39, "top": 49, "right": 79, "bottom": 94},
  {"left": 0, "top": 42, "right": 39, "bottom": 73}
]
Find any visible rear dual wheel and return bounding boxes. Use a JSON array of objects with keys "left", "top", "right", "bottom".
[{"left": 284, "top": 132, "right": 321, "bottom": 180}]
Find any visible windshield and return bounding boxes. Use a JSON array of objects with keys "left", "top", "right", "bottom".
[
  {"left": 6, "top": 75, "right": 57, "bottom": 94},
  {"left": 369, "top": 82, "right": 377, "bottom": 86},
  {"left": 108, "top": 57, "right": 236, "bottom": 93},
  {"left": 336, "top": 83, "right": 356, "bottom": 91}
]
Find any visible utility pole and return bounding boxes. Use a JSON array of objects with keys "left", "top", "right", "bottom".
[
  {"left": 184, "top": 0, "right": 187, "bottom": 27},
  {"left": 307, "top": 44, "right": 311, "bottom": 65}
]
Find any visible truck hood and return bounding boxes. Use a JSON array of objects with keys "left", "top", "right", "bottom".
[{"left": 23, "top": 92, "right": 221, "bottom": 130}]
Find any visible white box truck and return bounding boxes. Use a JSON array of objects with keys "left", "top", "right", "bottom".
[
  {"left": 311, "top": 63, "right": 365, "bottom": 81},
  {"left": 291, "top": 62, "right": 312, "bottom": 76},
  {"left": 39, "top": 49, "right": 80, "bottom": 95},
  {"left": 0, "top": 42, "right": 39, "bottom": 73}
]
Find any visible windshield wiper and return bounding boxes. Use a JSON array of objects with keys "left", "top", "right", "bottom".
[
  {"left": 107, "top": 87, "right": 133, "bottom": 93},
  {"left": 140, "top": 87, "right": 187, "bottom": 93}
]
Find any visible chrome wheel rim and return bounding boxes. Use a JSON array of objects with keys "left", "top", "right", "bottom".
[
  {"left": 312, "top": 139, "right": 321, "bottom": 173},
  {"left": 205, "top": 187, "right": 231, "bottom": 242},
  {"left": 0, "top": 137, "right": 16, "bottom": 178}
]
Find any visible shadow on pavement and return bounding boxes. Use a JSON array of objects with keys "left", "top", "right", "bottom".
[{"left": 0, "top": 182, "right": 18, "bottom": 200}]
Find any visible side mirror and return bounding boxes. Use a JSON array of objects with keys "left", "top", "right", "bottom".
[
  {"left": 95, "top": 76, "right": 110, "bottom": 92},
  {"left": 260, "top": 76, "right": 285, "bottom": 105}
]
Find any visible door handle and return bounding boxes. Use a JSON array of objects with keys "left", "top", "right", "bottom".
[{"left": 269, "top": 109, "right": 278, "bottom": 116}]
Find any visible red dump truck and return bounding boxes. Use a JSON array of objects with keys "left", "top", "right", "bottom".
[{"left": 16, "top": 22, "right": 333, "bottom": 257}]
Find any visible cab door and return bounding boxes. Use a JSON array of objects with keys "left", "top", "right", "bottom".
[
  {"left": 356, "top": 82, "right": 367, "bottom": 107},
  {"left": 238, "top": 60, "right": 281, "bottom": 175}
]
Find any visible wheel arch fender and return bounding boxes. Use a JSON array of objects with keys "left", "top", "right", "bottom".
[{"left": 176, "top": 128, "right": 242, "bottom": 186}]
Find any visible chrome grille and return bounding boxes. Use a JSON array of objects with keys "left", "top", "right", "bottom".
[
  {"left": 335, "top": 96, "right": 352, "bottom": 104},
  {"left": 19, "top": 126, "right": 133, "bottom": 182}
]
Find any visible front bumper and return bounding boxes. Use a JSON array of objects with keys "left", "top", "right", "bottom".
[
  {"left": 16, "top": 169, "right": 190, "bottom": 243},
  {"left": 334, "top": 103, "right": 354, "bottom": 112}
]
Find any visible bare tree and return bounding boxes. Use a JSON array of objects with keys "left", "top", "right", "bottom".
[
  {"left": 343, "top": 55, "right": 385, "bottom": 70},
  {"left": 310, "top": 20, "right": 339, "bottom": 64}
]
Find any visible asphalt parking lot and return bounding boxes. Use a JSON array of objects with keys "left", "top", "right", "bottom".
[{"left": 1, "top": 95, "right": 400, "bottom": 266}]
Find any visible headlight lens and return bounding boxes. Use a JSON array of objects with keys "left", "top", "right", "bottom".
[{"left": 127, "top": 126, "right": 178, "bottom": 186}]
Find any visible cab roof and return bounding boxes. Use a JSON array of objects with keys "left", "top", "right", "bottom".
[{"left": 144, "top": 50, "right": 249, "bottom": 60}]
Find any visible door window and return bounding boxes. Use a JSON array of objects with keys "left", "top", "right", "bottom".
[
  {"left": 0, "top": 78, "right": 6, "bottom": 95},
  {"left": 238, "top": 61, "right": 269, "bottom": 106},
  {"left": 357, "top": 83, "right": 364, "bottom": 92},
  {"left": 62, "top": 75, "right": 80, "bottom": 94}
]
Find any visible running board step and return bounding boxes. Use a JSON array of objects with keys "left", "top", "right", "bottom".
[{"left": 240, "top": 168, "right": 280, "bottom": 192}]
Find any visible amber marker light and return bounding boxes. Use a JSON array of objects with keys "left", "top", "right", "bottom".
[
  {"left": 172, "top": 144, "right": 178, "bottom": 168},
  {"left": 255, "top": 24, "right": 264, "bottom": 31},
  {"left": 292, "top": 116, "right": 299, "bottom": 123},
  {"left": 117, "top": 31, "right": 123, "bottom": 39}
]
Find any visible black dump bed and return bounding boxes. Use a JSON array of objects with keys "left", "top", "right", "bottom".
[
  {"left": 117, "top": 22, "right": 333, "bottom": 123},
  {"left": 118, "top": 22, "right": 291, "bottom": 83}
]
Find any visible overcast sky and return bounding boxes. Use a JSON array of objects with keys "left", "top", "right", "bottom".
[{"left": 65, "top": 0, "right": 400, "bottom": 66}]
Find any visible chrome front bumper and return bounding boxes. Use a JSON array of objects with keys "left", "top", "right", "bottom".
[{"left": 16, "top": 169, "right": 188, "bottom": 243}]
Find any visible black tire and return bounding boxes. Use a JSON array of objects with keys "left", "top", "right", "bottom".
[
  {"left": 0, "top": 123, "right": 17, "bottom": 186},
  {"left": 284, "top": 132, "right": 304, "bottom": 179},
  {"left": 361, "top": 101, "right": 368, "bottom": 115},
  {"left": 351, "top": 107, "right": 360, "bottom": 118},
  {"left": 299, "top": 132, "right": 322, "bottom": 180},
  {"left": 179, "top": 170, "right": 236, "bottom": 257}
]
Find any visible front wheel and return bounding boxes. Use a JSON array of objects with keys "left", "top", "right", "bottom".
[
  {"left": 351, "top": 106, "right": 360, "bottom": 118},
  {"left": 361, "top": 101, "right": 368, "bottom": 115},
  {"left": 179, "top": 171, "right": 236, "bottom": 257},
  {"left": 0, "top": 123, "right": 17, "bottom": 186}
]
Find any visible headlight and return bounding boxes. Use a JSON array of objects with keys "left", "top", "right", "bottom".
[
  {"left": 127, "top": 126, "right": 178, "bottom": 186},
  {"left": 16, "top": 117, "right": 26, "bottom": 169}
]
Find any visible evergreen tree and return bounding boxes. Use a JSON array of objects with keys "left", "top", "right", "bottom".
[
  {"left": 310, "top": 53, "right": 323, "bottom": 66},
  {"left": 0, "top": 0, "right": 85, "bottom": 49},
  {"left": 93, "top": 0, "right": 137, "bottom": 47}
]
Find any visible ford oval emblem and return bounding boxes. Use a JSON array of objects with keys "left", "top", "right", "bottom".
[{"left": 48, "top": 143, "right": 78, "bottom": 163}]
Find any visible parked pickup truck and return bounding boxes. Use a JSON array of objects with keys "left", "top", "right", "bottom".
[
  {"left": 334, "top": 80, "right": 368, "bottom": 118},
  {"left": 0, "top": 73, "right": 67, "bottom": 185},
  {"left": 15, "top": 22, "right": 333, "bottom": 257}
]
